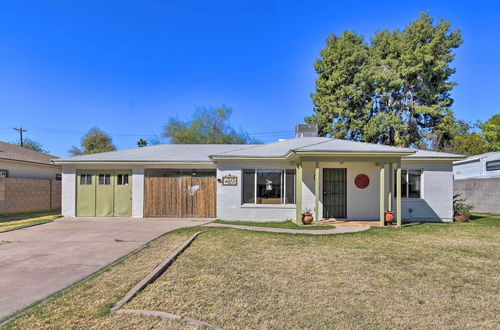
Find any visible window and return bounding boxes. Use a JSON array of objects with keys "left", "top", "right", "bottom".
[
  {"left": 117, "top": 174, "right": 129, "bottom": 185},
  {"left": 395, "top": 170, "right": 422, "bottom": 198},
  {"left": 0, "top": 169, "right": 8, "bottom": 178},
  {"left": 486, "top": 160, "right": 500, "bottom": 171},
  {"left": 55, "top": 174, "right": 62, "bottom": 181},
  {"left": 242, "top": 169, "right": 296, "bottom": 205},
  {"left": 98, "top": 174, "right": 111, "bottom": 185},
  {"left": 80, "top": 174, "right": 92, "bottom": 185}
]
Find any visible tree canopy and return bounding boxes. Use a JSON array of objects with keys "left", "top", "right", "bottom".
[
  {"left": 12, "top": 138, "right": 49, "bottom": 153},
  {"left": 307, "top": 12, "right": 463, "bottom": 148},
  {"left": 479, "top": 114, "right": 500, "bottom": 152},
  {"left": 137, "top": 139, "right": 148, "bottom": 147},
  {"left": 162, "top": 106, "right": 257, "bottom": 144},
  {"left": 70, "top": 128, "right": 116, "bottom": 156}
]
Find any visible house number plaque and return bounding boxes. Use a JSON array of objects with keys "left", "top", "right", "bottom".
[{"left": 221, "top": 175, "right": 238, "bottom": 186}]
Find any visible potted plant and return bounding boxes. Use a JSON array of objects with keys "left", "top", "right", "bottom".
[
  {"left": 384, "top": 210, "right": 395, "bottom": 225},
  {"left": 453, "top": 194, "right": 472, "bottom": 222},
  {"left": 302, "top": 207, "right": 314, "bottom": 225}
]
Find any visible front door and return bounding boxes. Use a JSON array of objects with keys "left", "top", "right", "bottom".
[{"left": 323, "top": 168, "right": 347, "bottom": 218}]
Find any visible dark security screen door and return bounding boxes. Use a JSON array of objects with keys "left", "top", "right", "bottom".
[{"left": 323, "top": 168, "right": 347, "bottom": 218}]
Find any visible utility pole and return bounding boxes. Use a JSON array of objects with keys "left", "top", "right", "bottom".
[{"left": 13, "top": 126, "right": 28, "bottom": 146}]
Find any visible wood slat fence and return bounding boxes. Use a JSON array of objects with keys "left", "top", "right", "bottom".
[{"left": 144, "top": 176, "right": 216, "bottom": 218}]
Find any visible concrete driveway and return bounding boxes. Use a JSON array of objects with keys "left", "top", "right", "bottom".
[{"left": 0, "top": 217, "right": 210, "bottom": 320}]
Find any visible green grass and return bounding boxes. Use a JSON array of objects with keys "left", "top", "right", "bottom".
[
  {"left": 0, "top": 211, "right": 61, "bottom": 233},
  {"left": 213, "top": 219, "right": 335, "bottom": 230},
  {"left": 3, "top": 214, "right": 499, "bottom": 329}
]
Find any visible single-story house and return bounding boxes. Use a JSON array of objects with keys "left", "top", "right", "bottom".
[
  {"left": 53, "top": 128, "right": 464, "bottom": 226},
  {"left": 0, "top": 141, "right": 61, "bottom": 180}
]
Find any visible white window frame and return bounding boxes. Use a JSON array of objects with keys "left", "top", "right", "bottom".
[
  {"left": 397, "top": 169, "right": 423, "bottom": 199},
  {"left": 242, "top": 169, "right": 296, "bottom": 205}
]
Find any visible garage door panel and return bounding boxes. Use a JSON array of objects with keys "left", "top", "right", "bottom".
[
  {"left": 76, "top": 170, "right": 132, "bottom": 217},
  {"left": 144, "top": 175, "right": 216, "bottom": 218},
  {"left": 76, "top": 171, "right": 96, "bottom": 217},
  {"left": 114, "top": 171, "right": 132, "bottom": 216},
  {"left": 96, "top": 172, "right": 114, "bottom": 217}
]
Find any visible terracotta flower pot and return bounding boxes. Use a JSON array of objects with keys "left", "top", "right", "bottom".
[
  {"left": 302, "top": 214, "right": 313, "bottom": 225},
  {"left": 384, "top": 211, "right": 395, "bottom": 225},
  {"left": 454, "top": 215, "right": 470, "bottom": 222}
]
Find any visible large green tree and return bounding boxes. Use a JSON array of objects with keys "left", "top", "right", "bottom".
[
  {"left": 70, "top": 128, "right": 116, "bottom": 156},
  {"left": 163, "top": 106, "right": 257, "bottom": 144},
  {"left": 307, "top": 13, "right": 463, "bottom": 147}
]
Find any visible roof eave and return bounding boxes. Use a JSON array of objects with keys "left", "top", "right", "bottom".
[
  {"left": 52, "top": 160, "right": 215, "bottom": 165},
  {"left": 293, "top": 151, "right": 416, "bottom": 157},
  {"left": 404, "top": 157, "right": 467, "bottom": 161}
]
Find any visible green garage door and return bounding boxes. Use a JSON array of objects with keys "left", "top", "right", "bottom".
[{"left": 76, "top": 170, "right": 132, "bottom": 217}]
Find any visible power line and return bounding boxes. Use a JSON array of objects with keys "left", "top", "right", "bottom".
[{"left": 13, "top": 126, "right": 27, "bottom": 146}]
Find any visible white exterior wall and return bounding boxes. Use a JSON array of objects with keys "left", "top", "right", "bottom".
[
  {"left": 0, "top": 159, "right": 61, "bottom": 180},
  {"left": 62, "top": 165, "right": 76, "bottom": 217},
  {"left": 131, "top": 167, "right": 144, "bottom": 217},
  {"left": 216, "top": 160, "right": 296, "bottom": 222},
  {"left": 401, "top": 160, "right": 453, "bottom": 222},
  {"left": 302, "top": 161, "right": 381, "bottom": 220}
]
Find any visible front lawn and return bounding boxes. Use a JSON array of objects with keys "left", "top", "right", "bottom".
[
  {"left": 213, "top": 219, "right": 335, "bottom": 230},
  {"left": 0, "top": 211, "right": 61, "bottom": 233},
  {"left": 3, "top": 215, "right": 499, "bottom": 329}
]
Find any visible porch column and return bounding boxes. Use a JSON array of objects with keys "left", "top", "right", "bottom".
[
  {"left": 379, "top": 164, "right": 385, "bottom": 226},
  {"left": 396, "top": 164, "right": 402, "bottom": 228},
  {"left": 314, "top": 161, "right": 320, "bottom": 225},
  {"left": 295, "top": 161, "right": 303, "bottom": 225},
  {"left": 388, "top": 163, "right": 393, "bottom": 211}
]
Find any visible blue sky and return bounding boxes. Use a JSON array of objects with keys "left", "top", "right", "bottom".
[{"left": 0, "top": 1, "right": 499, "bottom": 156}]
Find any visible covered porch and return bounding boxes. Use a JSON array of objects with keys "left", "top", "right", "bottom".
[{"left": 294, "top": 156, "right": 404, "bottom": 227}]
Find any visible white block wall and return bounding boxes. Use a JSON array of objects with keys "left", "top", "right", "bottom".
[
  {"left": 401, "top": 160, "right": 453, "bottom": 222},
  {"left": 216, "top": 160, "right": 296, "bottom": 222},
  {"left": 301, "top": 161, "right": 381, "bottom": 220}
]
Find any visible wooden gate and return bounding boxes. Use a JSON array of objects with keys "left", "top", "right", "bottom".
[{"left": 144, "top": 176, "right": 216, "bottom": 218}]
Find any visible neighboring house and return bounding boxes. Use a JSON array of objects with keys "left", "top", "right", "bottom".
[
  {"left": 453, "top": 152, "right": 500, "bottom": 214},
  {"left": 53, "top": 126, "right": 464, "bottom": 224},
  {"left": 453, "top": 152, "right": 500, "bottom": 179},
  {"left": 0, "top": 141, "right": 61, "bottom": 180}
]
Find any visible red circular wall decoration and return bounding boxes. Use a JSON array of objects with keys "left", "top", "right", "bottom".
[{"left": 355, "top": 174, "right": 370, "bottom": 189}]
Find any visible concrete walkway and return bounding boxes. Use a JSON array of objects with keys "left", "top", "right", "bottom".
[
  {"left": 204, "top": 223, "right": 370, "bottom": 234},
  {"left": 0, "top": 217, "right": 210, "bottom": 320}
]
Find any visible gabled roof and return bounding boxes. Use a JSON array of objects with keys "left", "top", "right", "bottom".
[
  {"left": 54, "top": 144, "right": 254, "bottom": 163},
  {"left": 210, "top": 137, "right": 415, "bottom": 159},
  {"left": 53, "top": 138, "right": 465, "bottom": 163},
  {"left": 0, "top": 141, "right": 59, "bottom": 166}
]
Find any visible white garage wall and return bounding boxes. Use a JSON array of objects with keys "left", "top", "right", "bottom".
[{"left": 61, "top": 165, "right": 76, "bottom": 217}]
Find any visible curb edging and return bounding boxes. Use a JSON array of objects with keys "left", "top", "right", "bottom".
[{"left": 111, "top": 231, "right": 203, "bottom": 312}]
